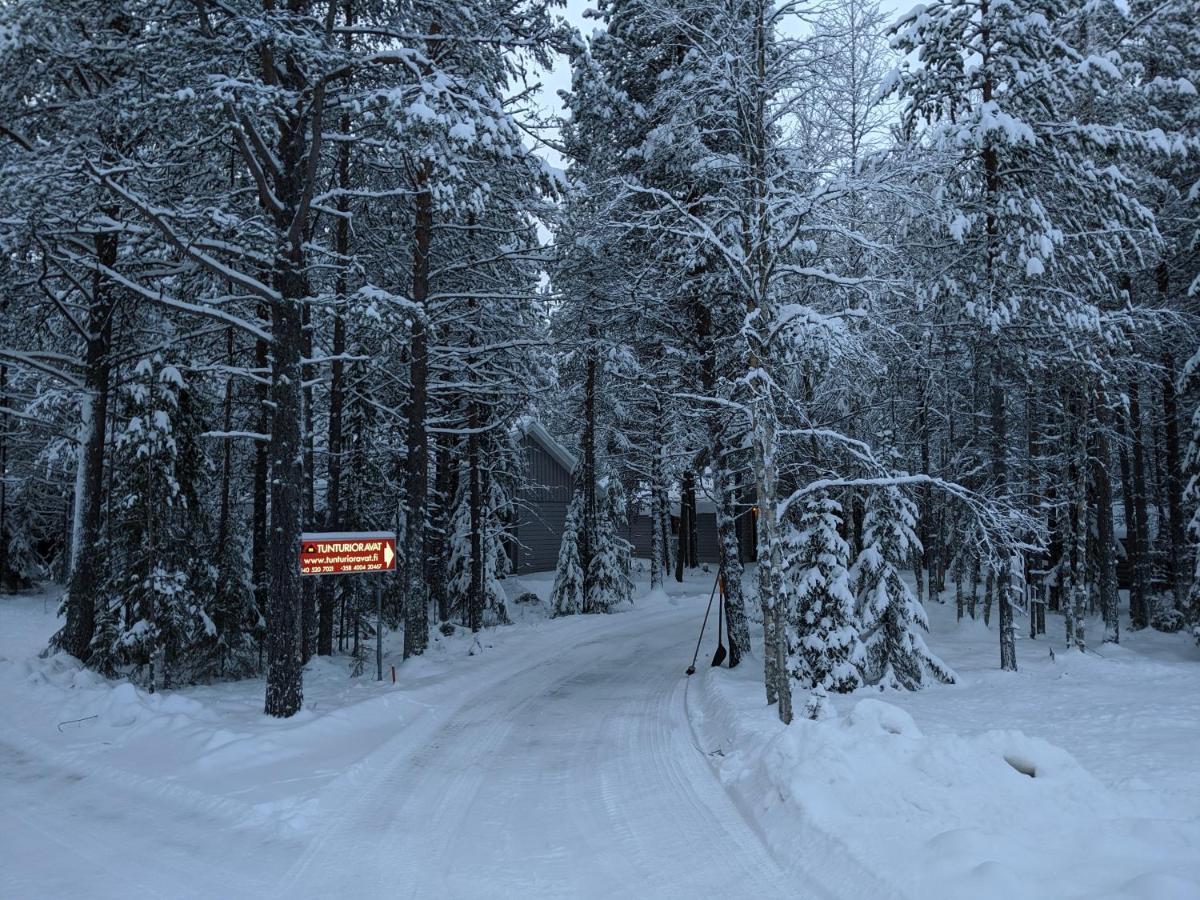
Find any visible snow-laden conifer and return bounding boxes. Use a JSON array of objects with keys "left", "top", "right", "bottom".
[
  {"left": 89, "top": 357, "right": 208, "bottom": 689},
  {"left": 447, "top": 455, "right": 511, "bottom": 629},
  {"left": 852, "top": 487, "right": 956, "bottom": 690},
  {"left": 585, "top": 477, "right": 633, "bottom": 613},
  {"left": 785, "top": 496, "right": 861, "bottom": 696},
  {"left": 551, "top": 491, "right": 586, "bottom": 618}
]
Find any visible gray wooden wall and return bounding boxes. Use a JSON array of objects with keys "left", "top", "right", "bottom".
[
  {"left": 509, "top": 430, "right": 758, "bottom": 575},
  {"left": 512, "top": 435, "right": 574, "bottom": 574},
  {"left": 627, "top": 512, "right": 721, "bottom": 564}
]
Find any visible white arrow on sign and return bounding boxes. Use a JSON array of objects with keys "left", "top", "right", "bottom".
[{"left": 384, "top": 543, "right": 395, "bottom": 568}]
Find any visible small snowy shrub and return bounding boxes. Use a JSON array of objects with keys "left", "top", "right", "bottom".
[{"left": 1149, "top": 607, "right": 1185, "bottom": 633}]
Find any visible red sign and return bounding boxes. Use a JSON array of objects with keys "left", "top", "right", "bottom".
[{"left": 300, "top": 531, "right": 397, "bottom": 576}]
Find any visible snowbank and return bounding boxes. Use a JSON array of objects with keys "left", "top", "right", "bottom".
[{"left": 689, "top": 618, "right": 1200, "bottom": 900}]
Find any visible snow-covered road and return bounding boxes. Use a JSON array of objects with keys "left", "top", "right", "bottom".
[
  {"left": 2, "top": 590, "right": 806, "bottom": 899},
  {"left": 281, "top": 602, "right": 798, "bottom": 899},
  {"left": 10, "top": 577, "right": 1196, "bottom": 899}
]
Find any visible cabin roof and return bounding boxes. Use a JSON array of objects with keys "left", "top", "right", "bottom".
[{"left": 516, "top": 417, "right": 578, "bottom": 475}]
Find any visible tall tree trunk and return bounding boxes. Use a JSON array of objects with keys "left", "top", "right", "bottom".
[
  {"left": 317, "top": 0, "right": 353, "bottom": 657},
  {"left": 431, "top": 438, "right": 454, "bottom": 623},
  {"left": 1092, "top": 399, "right": 1120, "bottom": 643},
  {"left": 658, "top": 479, "right": 672, "bottom": 575},
  {"left": 468, "top": 405, "right": 483, "bottom": 632},
  {"left": 980, "top": 1, "right": 1015, "bottom": 672},
  {"left": 403, "top": 162, "right": 432, "bottom": 658},
  {"left": 684, "top": 471, "right": 698, "bottom": 569},
  {"left": 674, "top": 487, "right": 687, "bottom": 584},
  {"left": 712, "top": 440, "right": 750, "bottom": 667},
  {"left": 300, "top": 302, "right": 316, "bottom": 665},
  {"left": 580, "top": 349, "right": 597, "bottom": 601},
  {"left": 1160, "top": 349, "right": 1187, "bottom": 610},
  {"left": 214, "top": 327, "right": 236, "bottom": 650},
  {"left": 264, "top": 27, "right": 328, "bottom": 714},
  {"left": 681, "top": 470, "right": 697, "bottom": 573},
  {"left": 649, "top": 447, "right": 664, "bottom": 592},
  {"left": 1066, "top": 391, "right": 1088, "bottom": 650},
  {"left": 0, "top": 363, "right": 8, "bottom": 591},
  {"left": 216, "top": 328, "right": 235, "bottom": 551},
  {"left": 60, "top": 229, "right": 118, "bottom": 660},
  {"left": 317, "top": 289, "right": 344, "bottom": 655},
  {"left": 745, "top": 0, "right": 789, "bottom": 721},
  {"left": 984, "top": 567, "right": 994, "bottom": 627},
  {"left": 263, "top": 260, "right": 306, "bottom": 717},
  {"left": 1126, "top": 381, "right": 1152, "bottom": 628},
  {"left": 751, "top": 401, "right": 788, "bottom": 720},
  {"left": 991, "top": 356, "right": 1017, "bottom": 670},
  {"left": 919, "top": 380, "right": 936, "bottom": 601},
  {"left": 252, "top": 321, "right": 270, "bottom": 664},
  {"left": 955, "top": 555, "right": 964, "bottom": 621}
]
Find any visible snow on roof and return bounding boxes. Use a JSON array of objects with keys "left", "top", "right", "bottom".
[{"left": 516, "top": 417, "right": 578, "bottom": 475}]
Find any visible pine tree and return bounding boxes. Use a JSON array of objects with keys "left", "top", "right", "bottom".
[
  {"left": 88, "top": 357, "right": 206, "bottom": 690},
  {"left": 551, "top": 490, "right": 586, "bottom": 617},
  {"left": 887, "top": 0, "right": 1165, "bottom": 671},
  {"left": 585, "top": 477, "right": 634, "bottom": 613},
  {"left": 852, "top": 487, "right": 956, "bottom": 690},
  {"left": 211, "top": 537, "right": 259, "bottom": 679},
  {"left": 785, "top": 496, "right": 862, "bottom": 699},
  {"left": 447, "top": 449, "right": 513, "bottom": 629}
]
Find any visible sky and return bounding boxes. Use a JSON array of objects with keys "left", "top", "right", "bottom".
[{"left": 530, "top": 0, "right": 916, "bottom": 125}]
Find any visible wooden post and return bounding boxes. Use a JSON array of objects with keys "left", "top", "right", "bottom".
[{"left": 376, "top": 579, "right": 383, "bottom": 682}]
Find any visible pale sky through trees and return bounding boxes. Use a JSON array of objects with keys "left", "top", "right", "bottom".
[{"left": 533, "top": 0, "right": 913, "bottom": 122}]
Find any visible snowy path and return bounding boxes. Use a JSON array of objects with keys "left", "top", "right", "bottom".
[
  {"left": 280, "top": 602, "right": 799, "bottom": 899},
  {"left": 2, "top": 590, "right": 807, "bottom": 899},
  {"left": 6, "top": 580, "right": 1200, "bottom": 899}
]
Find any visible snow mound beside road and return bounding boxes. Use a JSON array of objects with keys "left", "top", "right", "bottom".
[{"left": 691, "top": 664, "right": 1200, "bottom": 900}]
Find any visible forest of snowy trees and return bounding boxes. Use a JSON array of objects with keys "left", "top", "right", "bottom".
[{"left": 0, "top": 0, "right": 1196, "bottom": 721}]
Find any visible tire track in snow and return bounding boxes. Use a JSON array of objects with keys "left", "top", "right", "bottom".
[
  {"left": 278, "top": 602, "right": 815, "bottom": 898},
  {"left": 275, "top": 613, "right": 668, "bottom": 897}
]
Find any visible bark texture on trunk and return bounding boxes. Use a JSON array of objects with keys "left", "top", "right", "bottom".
[
  {"left": 467, "top": 404, "right": 483, "bottom": 632},
  {"left": 252, "top": 324, "right": 270, "bottom": 658},
  {"left": 714, "top": 460, "right": 750, "bottom": 667},
  {"left": 61, "top": 229, "right": 118, "bottom": 661},
  {"left": 1160, "top": 351, "right": 1187, "bottom": 609},
  {"left": 649, "top": 448, "right": 664, "bottom": 591},
  {"left": 1126, "top": 381, "right": 1152, "bottom": 629},
  {"left": 991, "top": 358, "right": 1017, "bottom": 671},
  {"left": 1092, "top": 399, "right": 1120, "bottom": 643},
  {"left": 263, "top": 264, "right": 306, "bottom": 718},
  {"left": 404, "top": 164, "right": 432, "bottom": 658}
]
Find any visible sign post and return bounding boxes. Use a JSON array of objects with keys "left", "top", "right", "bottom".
[{"left": 300, "top": 531, "right": 397, "bottom": 682}]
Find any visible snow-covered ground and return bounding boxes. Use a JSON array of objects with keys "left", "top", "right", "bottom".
[
  {"left": 693, "top": 593, "right": 1200, "bottom": 900},
  {"left": 2, "top": 572, "right": 1198, "bottom": 899}
]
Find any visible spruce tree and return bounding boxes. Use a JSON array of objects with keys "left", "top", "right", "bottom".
[
  {"left": 89, "top": 357, "right": 205, "bottom": 690},
  {"left": 585, "top": 477, "right": 634, "bottom": 614},
  {"left": 852, "top": 487, "right": 956, "bottom": 690},
  {"left": 785, "top": 496, "right": 862, "bottom": 700},
  {"left": 447, "top": 452, "right": 512, "bottom": 629},
  {"left": 551, "top": 490, "right": 586, "bottom": 617}
]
